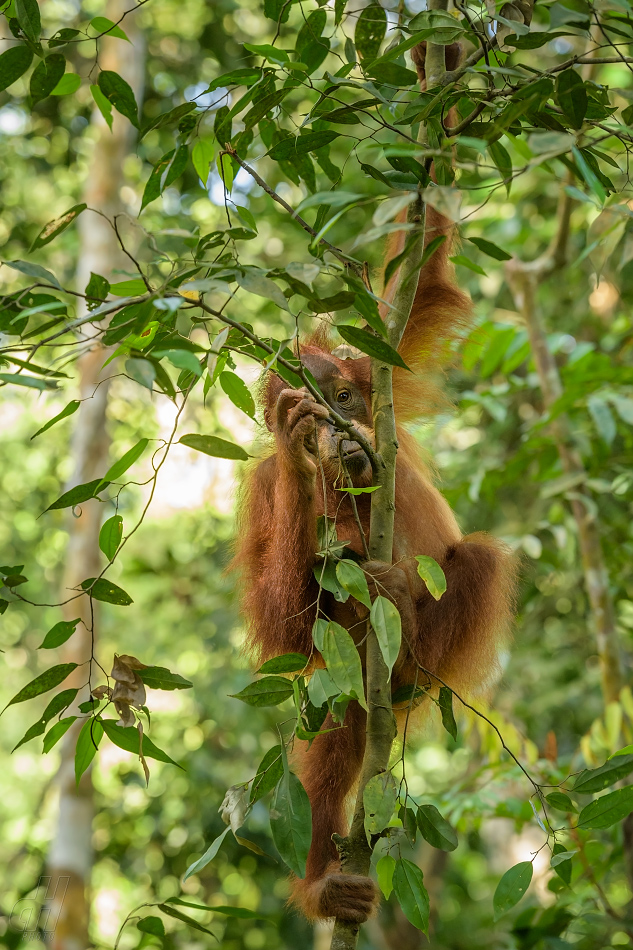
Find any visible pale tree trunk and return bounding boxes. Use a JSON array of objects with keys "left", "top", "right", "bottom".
[{"left": 46, "top": 10, "right": 144, "bottom": 949}]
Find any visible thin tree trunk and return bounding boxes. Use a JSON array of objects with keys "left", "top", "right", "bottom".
[{"left": 46, "top": 11, "right": 144, "bottom": 949}]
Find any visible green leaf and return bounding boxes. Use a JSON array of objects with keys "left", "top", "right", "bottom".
[
  {"left": 377, "top": 854, "right": 396, "bottom": 899},
  {"left": 98, "top": 70, "right": 139, "bottom": 128},
  {"left": 355, "top": 2, "right": 387, "bottom": 62},
  {"left": 12, "top": 689, "right": 78, "bottom": 749},
  {"left": 393, "top": 859, "right": 430, "bottom": 933},
  {"left": 90, "top": 16, "right": 129, "bottom": 41},
  {"left": 90, "top": 84, "right": 113, "bottom": 129},
  {"left": 493, "top": 862, "right": 533, "bottom": 919},
  {"left": 354, "top": 292, "right": 388, "bottom": 338},
  {"left": 46, "top": 478, "right": 108, "bottom": 512},
  {"left": 336, "top": 559, "right": 371, "bottom": 608},
  {"left": 158, "top": 904, "right": 217, "bottom": 937},
  {"left": 231, "top": 676, "right": 294, "bottom": 707},
  {"left": 578, "top": 786, "right": 633, "bottom": 829},
  {"left": 75, "top": 717, "right": 104, "bottom": 784},
  {"left": 258, "top": 653, "right": 309, "bottom": 674},
  {"left": 337, "top": 325, "right": 410, "bottom": 370},
  {"left": 370, "top": 596, "right": 401, "bottom": 673},
  {"left": 101, "top": 719, "right": 182, "bottom": 767},
  {"left": 0, "top": 372, "right": 57, "bottom": 391},
  {"left": 587, "top": 396, "right": 616, "bottom": 446},
  {"left": 137, "top": 917, "right": 165, "bottom": 937},
  {"left": 51, "top": 74, "right": 81, "bottom": 96},
  {"left": 168, "top": 899, "right": 266, "bottom": 919},
  {"left": 13, "top": 719, "right": 47, "bottom": 752},
  {"left": 364, "top": 771, "right": 398, "bottom": 837},
  {"left": 237, "top": 270, "right": 289, "bottom": 310},
  {"left": 572, "top": 145, "right": 605, "bottom": 203},
  {"left": 99, "top": 515, "right": 123, "bottom": 561},
  {"left": 417, "top": 804, "right": 458, "bottom": 851},
  {"left": 192, "top": 138, "right": 214, "bottom": 184},
  {"left": 550, "top": 849, "right": 577, "bottom": 868},
  {"left": 572, "top": 754, "right": 633, "bottom": 794},
  {"left": 31, "top": 204, "right": 87, "bottom": 251},
  {"left": 125, "top": 358, "right": 155, "bottom": 391},
  {"left": 551, "top": 842, "right": 572, "bottom": 885},
  {"left": 321, "top": 621, "right": 367, "bottom": 709},
  {"left": 270, "top": 770, "right": 312, "bottom": 877},
  {"left": 220, "top": 371, "right": 256, "bottom": 418},
  {"left": 107, "top": 279, "right": 146, "bottom": 297},
  {"left": 415, "top": 555, "right": 446, "bottom": 600},
  {"left": 179, "top": 433, "right": 249, "bottom": 461},
  {"left": 80, "top": 577, "right": 133, "bottom": 606},
  {"left": 438, "top": 686, "right": 457, "bottom": 740},
  {"left": 43, "top": 716, "right": 77, "bottom": 753},
  {"left": 4, "top": 259, "right": 62, "bottom": 289},
  {"left": 250, "top": 744, "right": 284, "bottom": 804},
  {"left": 137, "top": 666, "right": 193, "bottom": 690},
  {"left": 31, "top": 400, "right": 80, "bottom": 439},
  {"left": 0, "top": 45, "right": 33, "bottom": 93},
  {"left": 269, "top": 131, "right": 339, "bottom": 161},
  {"left": 555, "top": 68, "right": 587, "bottom": 130},
  {"left": 29, "top": 54, "right": 66, "bottom": 105},
  {"left": 244, "top": 42, "right": 289, "bottom": 66},
  {"left": 15, "top": 0, "right": 41, "bottom": 42},
  {"left": 468, "top": 237, "right": 512, "bottom": 261},
  {"left": 3, "top": 663, "right": 78, "bottom": 711},
  {"left": 546, "top": 791, "right": 577, "bottom": 813},
  {"left": 307, "top": 668, "right": 339, "bottom": 707},
  {"left": 450, "top": 254, "right": 487, "bottom": 276},
  {"left": 39, "top": 618, "right": 81, "bottom": 650},
  {"left": 183, "top": 826, "right": 231, "bottom": 880},
  {"left": 103, "top": 438, "right": 149, "bottom": 481}
]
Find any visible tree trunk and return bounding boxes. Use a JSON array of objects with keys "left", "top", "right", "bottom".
[{"left": 46, "top": 11, "right": 144, "bottom": 949}]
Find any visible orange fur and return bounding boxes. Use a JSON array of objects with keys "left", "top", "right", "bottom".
[{"left": 232, "top": 42, "right": 516, "bottom": 923}]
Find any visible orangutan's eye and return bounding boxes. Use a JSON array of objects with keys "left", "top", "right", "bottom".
[{"left": 336, "top": 389, "right": 352, "bottom": 406}]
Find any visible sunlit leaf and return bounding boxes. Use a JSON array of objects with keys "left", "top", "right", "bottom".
[
  {"left": 137, "top": 666, "right": 193, "bottom": 690},
  {"left": 337, "top": 325, "right": 410, "bottom": 370},
  {"left": 250, "top": 744, "right": 284, "bottom": 804},
  {"left": 377, "top": 854, "right": 396, "bottom": 898},
  {"left": 258, "top": 653, "right": 309, "bottom": 674}
]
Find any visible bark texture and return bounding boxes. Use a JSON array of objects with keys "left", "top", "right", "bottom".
[{"left": 46, "top": 9, "right": 144, "bottom": 949}]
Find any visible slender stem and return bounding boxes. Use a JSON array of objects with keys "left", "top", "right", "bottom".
[
  {"left": 222, "top": 146, "right": 364, "bottom": 276},
  {"left": 329, "top": 176, "right": 428, "bottom": 950}
]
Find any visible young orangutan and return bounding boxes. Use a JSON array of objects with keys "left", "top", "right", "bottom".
[{"left": 233, "top": 42, "right": 516, "bottom": 924}]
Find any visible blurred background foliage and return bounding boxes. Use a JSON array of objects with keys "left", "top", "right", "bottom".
[{"left": 1, "top": 0, "right": 633, "bottom": 946}]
